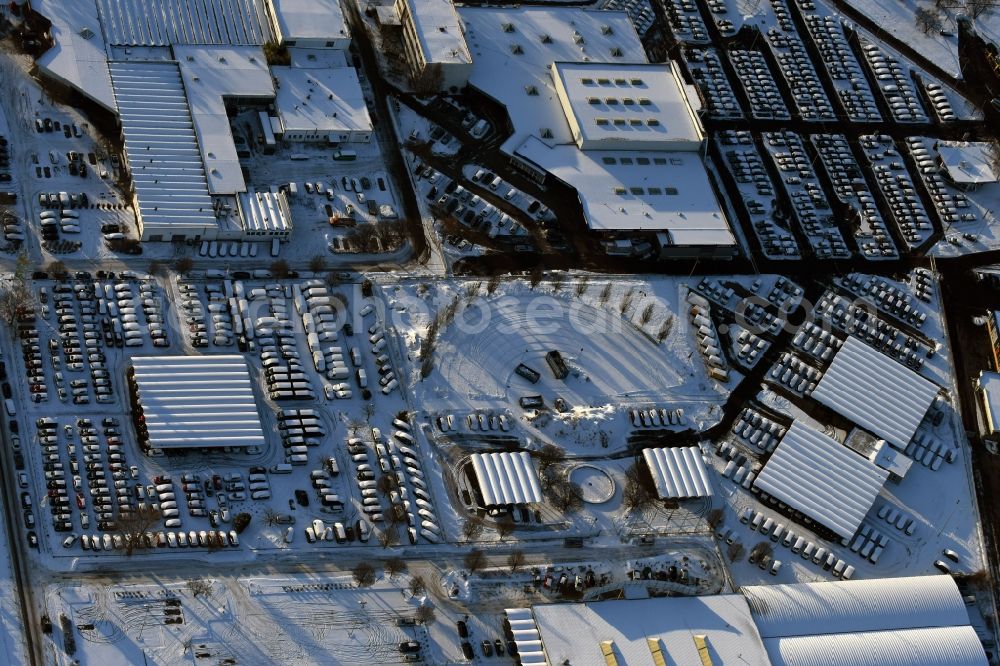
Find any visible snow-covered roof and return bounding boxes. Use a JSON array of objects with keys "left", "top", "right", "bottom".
[
  {"left": 175, "top": 45, "right": 274, "bottom": 195},
  {"left": 531, "top": 596, "right": 769, "bottom": 666},
  {"left": 239, "top": 188, "right": 292, "bottom": 234},
  {"left": 869, "top": 438, "right": 914, "bottom": 478},
  {"left": 504, "top": 609, "right": 546, "bottom": 666},
  {"left": 272, "top": 66, "right": 372, "bottom": 134},
  {"left": 96, "top": 0, "right": 273, "bottom": 46},
  {"left": 459, "top": 7, "right": 645, "bottom": 151},
  {"left": 32, "top": 0, "right": 116, "bottom": 112},
  {"left": 108, "top": 61, "right": 219, "bottom": 235},
  {"left": 937, "top": 141, "right": 998, "bottom": 185},
  {"left": 469, "top": 452, "right": 542, "bottom": 506},
  {"left": 744, "top": 576, "right": 987, "bottom": 666},
  {"left": 743, "top": 576, "right": 974, "bottom": 638},
  {"left": 811, "top": 336, "right": 939, "bottom": 449},
  {"left": 266, "top": 0, "right": 349, "bottom": 44},
  {"left": 763, "top": 626, "right": 987, "bottom": 666},
  {"left": 515, "top": 138, "right": 733, "bottom": 242},
  {"left": 753, "top": 421, "right": 888, "bottom": 540},
  {"left": 642, "top": 447, "right": 713, "bottom": 498},
  {"left": 400, "top": 0, "right": 471, "bottom": 65},
  {"left": 551, "top": 61, "right": 702, "bottom": 151},
  {"left": 130, "top": 355, "right": 266, "bottom": 449}
]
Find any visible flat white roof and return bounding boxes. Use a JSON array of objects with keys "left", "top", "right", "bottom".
[
  {"left": 531, "top": 596, "right": 769, "bottom": 666},
  {"left": 402, "top": 0, "right": 471, "bottom": 65},
  {"left": 272, "top": 66, "right": 372, "bottom": 134},
  {"left": 239, "top": 188, "right": 292, "bottom": 234},
  {"left": 469, "top": 452, "right": 542, "bottom": 506},
  {"left": 459, "top": 7, "right": 645, "bottom": 151},
  {"left": 552, "top": 61, "right": 702, "bottom": 149},
  {"left": 108, "top": 61, "right": 218, "bottom": 234},
  {"left": 175, "top": 45, "right": 274, "bottom": 195},
  {"left": 812, "top": 336, "right": 939, "bottom": 449},
  {"left": 937, "top": 141, "right": 998, "bottom": 185},
  {"left": 131, "top": 355, "right": 266, "bottom": 449},
  {"left": 33, "top": 0, "right": 116, "bottom": 111},
  {"left": 96, "top": 0, "right": 273, "bottom": 46},
  {"left": 267, "top": 0, "right": 348, "bottom": 43},
  {"left": 516, "top": 138, "right": 733, "bottom": 241},
  {"left": 642, "top": 447, "right": 713, "bottom": 498},
  {"left": 753, "top": 421, "right": 888, "bottom": 540}
]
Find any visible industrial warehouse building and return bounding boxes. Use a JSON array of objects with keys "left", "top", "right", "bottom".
[
  {"left": 514, "top": 575, "right": 986, "bottom": 666},
  {"left": 753, "top": 421, "right": 889, "bottom": 542},
  {"left": 811, "top": 336, "right": 940, "bottom": 449},
  {"left": 128, "top": 355, "right": 267, "bottom": 451}
]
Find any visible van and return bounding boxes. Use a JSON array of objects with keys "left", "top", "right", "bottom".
[
  {"left": 334, "top": 522, "right": 347, "bottom": 543},
  {"left": 4, "top": 398, "right": 15, "bottom": 416},
  {"left": 356, "top": 369, "right": 368, "bottom": 388},
  {"left": 271, "top": 464, "right": 293, "bottom": 474},
  {"left": 791, "top": 537, "right": 805, "bottom": 554},
  {"left": 489, "top": 176, "right": 502, "bottom": 190},
  {"left": 288, "top": 454, "right": 308, "bottom": 464},
  {"left": 382, "top": 378, "right": 398, "bottom": 394}
]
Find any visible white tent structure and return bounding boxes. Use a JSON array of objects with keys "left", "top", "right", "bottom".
[
  {"left": 753, "top": 421, "right": 888, "bottom": 540},
  {"left": 130, "top": 355, "right": 266, "bottom": 449},
  {"left": 743, "top": 576, "right": 987, "bottom": 666},
  {"left": 504, "top": 608, "right": 547, "bottom": 666},
  {"left": 469, "top": 452, "right": 543, "bottom": 506},
  {"left": 642, "top": 447, "right": 713, "bottom": 498},
  {"left": 811, "top": 336, "right": 939, "bottom": 449}
]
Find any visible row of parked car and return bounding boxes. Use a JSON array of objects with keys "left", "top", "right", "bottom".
[
  {"left": 730, "top": 49, "right": 789, "bottom": 120},
  {"left": 764, "top": 131, "right": 849, "bottom": 259},
  {"left": 686, "top": 48, "right": 741, "bottom": 119},
  {"left": 861, "top": 134, "right": 934, "bottom": 248},
  {"left": 717, "top": 131, "right": 800, "bottom": 259},
  {"left": 802, "top": 14, "right": 881, "bottom": 122},
  {"left": 908, "top": 137, "right": 977, "bottom": 226},
  {"left": 812, "top": 134, "right": 897, "bottom": 259},
  {"left": 859, "top": 39, "right": 928, "bottom": 123},
  {"left": 765, "top": 12, "right": 836, "bottom": 121},
  {"left": 661, "top": 0, "right": 709, "bottom": 43},
  {"left": 73, "top": 529, "right": 239, "bottom": 551}
]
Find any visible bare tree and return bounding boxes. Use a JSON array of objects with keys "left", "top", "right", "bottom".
[
  {"left": 537, "top": 443, "right": 566, "bottom": 472},
  {"left": 462, "top": 516, "right": 485, "bottom": 541},
  {"left": 656, "top": 316, "right": 674, "bottom": 343},
  {"left": 270, "top": 259, "right": 290, "bottom": 278},
  {"left": 749, "top": 541, "right": 774, "bottom": 563},
  {"left": 619, "top": 289, "right": 635, "bottom": 316},
  {"left": 263, "top": 507, "right": 281, "bottom": 527},
  {"left": 308, "top": 255, "right": 328, "bottom": 273},
  {"left": 376, "top": 474, "right": 399, "bottom": 498},
  {"left": 622, "top": 462, "right": 655, "bottom": 512},
  {"left": 415, "top": 604, "right": 436, "bottom": 625},
  {"left": 116, "top": 505, "right": 161, "bottom": 556},
  {"left": 574, "top": 276, "right": 589, "bottom": 297},
  {"left": 550, "top": 272, "right": 563, "bottom": 293},
  {"left": 45, "top": 260, "right": 66, "bottom": 275},
  {"left": 507, "top": 549, "right": 526, "bottom": 573},
  {"left": 0, "top": 255, "right": 36, "bottom": 329},
  {"left": 599, "top": 283, "right": 612, "bottom": 305},
  {"left": 412, "top": 63, "right": 445, "bottom": 95},
  {"left": 147, "top": 259, "right": 165, "bottom": 276},
  {"left": 966, "top": 0, "right": 993, "bottom": 19},
  {"left": 186, "top": 579, "right": 213, "bottom": 598},
  {"left": 545, "top": 477, "right": 583, "bottom": 514},
  {"left": 495, "top": 514, "right": 516, "bottom": 540},
  {"left": 529, "top": 265, "right": 543, "bottom": 289},
  {"left": 640, "top": 303, "right": 655, "bottom": 326},
  {"left": 353, "top": 561, "right": 377, "bottom": 587},
  {"left": 385, "top": 556, "right": 408, "bottom": 577},
  {"left": 378, "top": 528, "right": 400, "bottom": 549},
  {"left": 706, "top": 508, "right": 724, "bottom": 529},
  {"left": 174, "top": 256, "right": 194, "bottom": 274},
  {"left": 915, "top": 7, "right": 942, "bottom": 34},
  {"left": 463, "top": 549, "right": 487, "bottom": 573},
  {"left": 486, "top": 274, "right": 503, "bottom": 295},
  {"left": 409, "top": 575, "right": 427, "bottom": 596},
  {"left": 727, "top": 541, "right": 745, "bottom": 562}
]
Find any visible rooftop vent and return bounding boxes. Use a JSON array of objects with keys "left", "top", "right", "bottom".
[
  {"left": 581, "top": 77, "right": 594, "bottom": 84},
  {"left": 630, "top": 77, "right": 644, "bottom": 85},
  {"left": 540, "top": 34, "right": 552, "bottom": 43},
  {"left": 614, "top": 186, "right": 627, "bottom": 194},
  {"left": 502, "top": 22, "right": 514, "bottom": 32},
  {"left": 595, "top": 117, "right": 609, "bottom": 125},
  {"left": 525, "top": 85, "right": 538, "bottom": 95},
  {"left": 540, "top": 128, "right": 553, "bottom": 138},
  {"left": 510, "top": 43, "right": 523, "bottom": 54},
  {"left": 638, "top": 97, "right": 651, "bottom": 105},
  {"left": 601, "top": 25, "right": 613, "bottom": 35},
  {"left": 605, "top": 97, "right": 618, "bottom": 104},
  {"left": 588, "top": 96, "right": 600, "bottom": 104},
  {"left": 647, "top": 118, "right": 660, "bottom": 126},
  {"left": 79, "top": 27, "right": 94, "bottom": 40}
]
